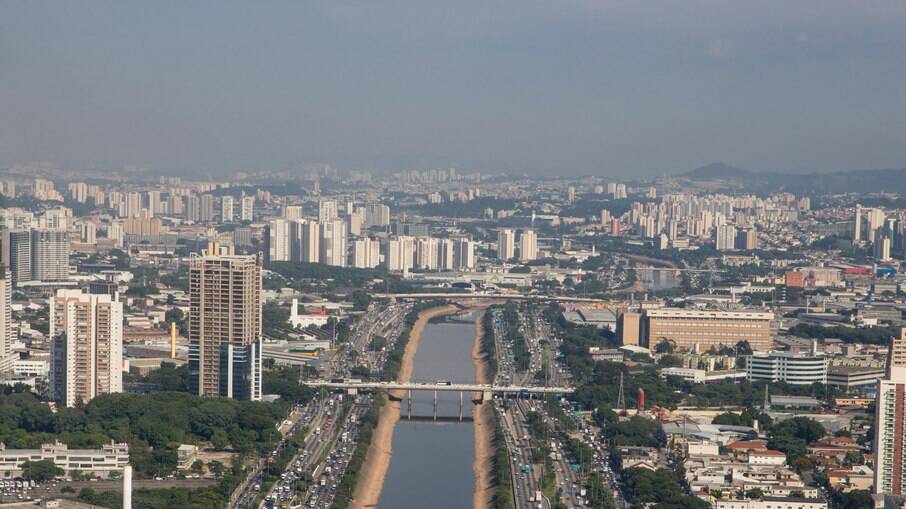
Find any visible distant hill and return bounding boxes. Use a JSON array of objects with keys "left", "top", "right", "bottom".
[
  {"left": 678, "top": 163, "right": 906, "bottom": 195},
  {"left": 683, "top": 163, "right": 756, "bottom": 180}
]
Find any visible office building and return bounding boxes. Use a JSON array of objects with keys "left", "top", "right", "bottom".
[
  {"left": 627, "top": 309, "right": 773, "bottom": 351},
  {"left": 746, "top": 350, "right": 827, "bottom": 385},
  {"left": 49, "top": 289, "right": 123, "bottom": 408},
  {"left": 519, "top": 229, "right": 538, "bottom": 261},
  {"left": 240, "top": 196, "right": 254, "bottom": 221},
  {"left": 352, "top": 238, "right": 381, "bottom": 269},
  {"left": 221, "top": 196, "right": 235, "bottom": 222},
  {"left": 320, "top": 220, "right": 347, "bottom": 267},
  {"left": 187, "top": 244, "right": 262, "bottom": 401},
  {"left": 31, "top": 229, "right": 69, "bottom": 282},
  {"left": 617, "top": 311, "right": 643, "bottom": 346},
  {"left": 0, "top": 441, "right": 129, "bottom": 477},
  {"left": 874, "top": 328, "right": 906, "bottom": 495},
  {"left": 497, "top": 229, "right": 516, "bottom": 260}
]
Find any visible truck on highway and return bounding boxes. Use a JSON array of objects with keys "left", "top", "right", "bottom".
[{"left": 535, "top": 491, "right": 543, "bottom": 503}]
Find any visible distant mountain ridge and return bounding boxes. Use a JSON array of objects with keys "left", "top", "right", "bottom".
[{"left": 680, "top": 163, "right": 906, "bottom": 194}]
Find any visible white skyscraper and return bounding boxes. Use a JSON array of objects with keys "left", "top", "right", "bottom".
[
  {"left": 318, "top": 199, "right": 339, "bottom": 223},
  {"left": 0, "top": 268, "right": 12, "bottom": 370},
  {"left": 715, "top": 224, "right": 737, "bottom": 251},
  {"left": 454, "top": 239, "right": 476, "bottom": 270},
  {"left": 50, "top": 289, "right": 123, "bottom": 408},
  {"left": 497, "top": 229, "right": 516, "bottom": 261},
  {"left": 874, "top": 328, "right": 906, "bottom": 495},
  {"left": 221, "top": 196, "right": 235, "bottom": 222},
  {"left": 267, "top": 219, "right": 292, "bottom": 262},
  {"left": 240, "top": 196, "right": 255, "bottom": 221},
  {"left": 320, "top": 220, "right": 347, "bottom": 267},
  {"left": 519, "top": 230, "right": 538, "bottom": 261},
  {"left": 298, "top": 220, "right": 320, "bottom": 263},
  {"left": 352, "top": 238, "right": 381, "bottom": 269},
  {"left": 385, "top": 237, "right": 415, "bottom": 272}
]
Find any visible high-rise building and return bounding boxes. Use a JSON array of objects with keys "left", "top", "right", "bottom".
[
  {"left": 221, "top": 196, "right": 235, "bottom": 222},
  {"left": 299, "top": 221, "right": 320, "bottom": 263},
  {"left": 519, "top": 230, "right": 538, "bottom": 261},
  {"left": 715, "top": 224, "right": 738, "bottom": 251},
  {"left": 187, "top": 245, "right": 262, "bottom": 401},
  {"left": 364, "top": 203, "right": 391, "bottom": 228},
  {"left": 0, "top": 267, "right": 12, "bottom": 370},
  {"left": 876, "top": 235, "right": 892, "bottom": 261},
  {"left": 186, "top": 195, "right": 201, "bottom": 222},
  {"left": 437, "top": 239, "right": 454, "bottom": 271},
  {"left": 267, "top": 219, "right": 292, "bottom": 262},
  {"left": 853, "top": 204, "right": 863, "bottom": 244},
  {"left": 320, "top": 220, "right": 347, "bottom": 267},
  {"left": 453, "top": 239, "right": 476, "bottom": 270},
  {"left": 240, "top": 196, "right": 254, "bottom": 222},
  {"left": 1, "top": 230, "right": 33, "bottom": 285},
  {"left": 283, "top": 205, "right": 304, "bottom": 220},
  {"left": 147, "top": 191, "right": 161, "bottom": 217},
  {"left": 874, "top": 328, "right": 906, "bottom": 495},
  {"left": 385, "top": 237, "right": 415, "bottom": 272},
  {"left": 318, "top": 199, "right": 338, "bottom": 223},
  {"left": 497, "top": 229, "right": 516, "bottom": 260},
  {"left": 200, "top": 195, "right": 216, "bottom": 223},
  {"left": 735, "top": 228, "right": 758, "bottom": 251},
  {"left": 352, "top": 238, "right": 381, "bottom": 269},
  {"left": 31, "top": 229, "right": 69, "bottom": 282},
  {"left": 49, "top": 289, "right": 123, "bottom": 408}
]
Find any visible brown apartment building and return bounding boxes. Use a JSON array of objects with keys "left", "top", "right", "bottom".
[{"left": 187, "top": 243, "right": 263, "bottom": 401}]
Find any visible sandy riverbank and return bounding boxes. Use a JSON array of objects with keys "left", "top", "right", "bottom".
[
  {"left": 472, "top": 309, "right": 494, "bottom": 509},
  {"left": 349, "top": 304, "right": 460, "bottom": 509}
]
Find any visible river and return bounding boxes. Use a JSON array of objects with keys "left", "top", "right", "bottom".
[{"left": 378, "top": 314, "right": 478, "bottom": 509}]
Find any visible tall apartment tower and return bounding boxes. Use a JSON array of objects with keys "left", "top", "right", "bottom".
[
  {"left": 318, "top": 199, "right": 338, "bottom": 223},
  {"left": 854, "top": 204, "right": 863, "bottom": 244},
  {"left": 0, "top": 267, "right": 12, "bottom": 370},
  {"left": 221, "top": 196, "right": 235, "bottom": 222},
  {"left": 497, "top": 229, "right": 516, "bottom": 261},
  {"left": 49, "top": 289, "right": 123, "bottom": 408},
  {"left": 352, "top": 238, "right": 381, "bottom": 269},
  {"left": 31, "top": 229, "right": 69, "bottom": 282},
  {"left": 874, "top": 327, "right": 906, "bottom": 495},
  {"left": 320, "top": 220, "right": 347, "bottom": 267},
  {"left": 519, "top": 230, "right": 538, "bottom": 261},
  {"left": 187, "top": 244, "right": 263, "bottom": 401},
  {"left": 240, "top": 196, "right": 254, "bottom": 222}
]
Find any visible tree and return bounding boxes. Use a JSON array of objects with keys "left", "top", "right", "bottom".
[
  {"left": 208, "top": 460, "right": 225, "bottom": 478},
  {"left": 654, "top": 338, "right": 675, "bottom": 354},
  {"left": 190, "top": 460, "right": 204, "bottom": 473},
  {"left": 210, "top": 429, "right": 229, "bottom": 451},
  {"left": 21, "top": 459, "right": 64, "bottom": 481},
  {"left": 735, "top": 340, "right": 753, "bottom": 356},
  {"left": 745, "top": 488, "right": 764, "bottom": 499},
  {"left": 789, "top": 490, "right": 805, "bottom": 498}
]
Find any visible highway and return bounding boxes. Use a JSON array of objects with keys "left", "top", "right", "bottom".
[
  {"left": 303, "top": 380, "right": 574, "bottom": 395},
  {"left": 254, "top": 302, "right": 411, "bottom": 509}
]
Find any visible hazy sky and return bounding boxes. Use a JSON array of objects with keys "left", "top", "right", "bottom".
[{"left": 2, "top": 1, "right": 905, "bottom": 177}]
